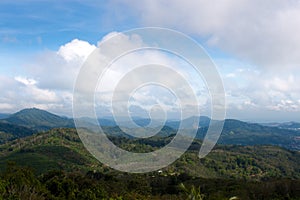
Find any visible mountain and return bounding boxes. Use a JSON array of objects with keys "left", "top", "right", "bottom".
[
  {"left": 0, "top": 121, "right": 36, "bottom": 143},
  {"left": 92, "top": 116, "right": 211, "bottom": 129},
  {"left": 0, "top": 108, "right": 74, "bottom": 131},
  {"left": 98, "top": 118, "right": 117, "bottom": 126},
  {"left": 0, "top": 128, "right": 100, "bottom": 174},
  {"left": 262, "top": 121, "right": 300, "bottom": 131},
  {"left": 197, "top": 119, "right": 300, "bottom": 150},
  {"left": 0, "top": 128, "right": 299, "bottom": 181},
  {"left": 166, "top": 116, "right": 212, "bottom": 129},
  {"left": 0, "top": 108, "right": 299, "bottom": 150},
  {"left": 99, "top": 117, "right": 167, "bottom": 128},
  {"left": 0, "top": 113, "right": 10, "bottom": 119},
  {"left": 0, "top": 128, "right": 299, "bottom": 199}
]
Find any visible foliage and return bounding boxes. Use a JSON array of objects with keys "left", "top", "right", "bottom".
[
  {"left": 180, "top": 183, "right": 205, "bottom": 200},
  {"left": 0, "top": 128, "right": 299, "bottom": 181},
  {"left": 0, "top": 108, "right": 74, "bottom": 132},
  {"left": 0, "top": 128, "right": 299, "bottom": 199},
  {"left": 0, "top": 122, "right": 35, "bottom": 143},
  {"left": 197, "top": 119, "right": 300, "bottom": 150},
  {"left": 0, "top": 163, "right": 299, "bottom": 199}
]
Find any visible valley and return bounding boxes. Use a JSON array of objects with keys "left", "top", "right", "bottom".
[{"left": 0, "top": 108, "right": 299, "bottom": 199}]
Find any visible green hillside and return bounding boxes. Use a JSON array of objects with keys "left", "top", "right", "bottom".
[
  {"left": 1, "top": 108, "right": 74, "bottom": 131},
  {"left": 1, "top": 108, "right": 299, "bottom": 152},
  {"left": 0, "top": 113, "right": 10, "bottom": 119},
  {"left": 0, "top": 128, "right": 299, "bottom": 199},
  {"left": 0, "top": 128, "right": 299, "bottom": 181},
  {"left": 0, "top": 121, "right": 36, "bottom": 143},
  {"left": 197, "top": 119, "right": 300, "bottom": 150},
  {"left": 0, "top": 128, "right": 101, "bottom": 174}
]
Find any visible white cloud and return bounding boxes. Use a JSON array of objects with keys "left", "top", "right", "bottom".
[
  {"left": 57, "top": 39, "right": 96, "bottom": 62},
  {"left": 0, "top": 103, "right": 14, "bottom": 110},
  {"left": 15, "top": 77, "right": 59, "bottom": 102},
  {"left": 15, "top": 76, "right": 37, "bottom": 85},
  {"left": 0, "top": 75, "right": 63, "bottom": 113},
  {"left": 123, "top": 0, "right": 300, "bottom": 69},
  {"left": 223, "top": 66, "right": 300, "bottom": 116},
  {"left": 0, "top": 39, "right": 96, "bottom": 115},
  {"left": 1, "top": 28, "right": 299, "bottom": 121},
  {"left": 90, "top": 32, "right": 209, "bottom": 118},
  {"left": 27, "top": 39, "right": 96, "bottom": 91},
  {"left": 1, "top": 33, "right": 209, "bottom": 118}
]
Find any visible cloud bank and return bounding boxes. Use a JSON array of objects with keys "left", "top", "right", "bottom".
[
  {"left": 122, "top": 0, "right": 300, "bottom": 69},
  {"left": 1, "top": 0, "right": 300, "bottom": 121}
]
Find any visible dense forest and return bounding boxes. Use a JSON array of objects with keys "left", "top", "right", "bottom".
[
  {"left": 1, "top": 162, "right": 300, "bottom": 200},
  {"left": 0, "top": 109, "right": 299, "bottom": 199},
  {"left": 0, "top": 128, "right": 299, "bottom": 199}
]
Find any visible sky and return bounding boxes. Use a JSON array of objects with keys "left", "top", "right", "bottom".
[{"left": 0, "top": 0, "right": 300, "bottom": 122}]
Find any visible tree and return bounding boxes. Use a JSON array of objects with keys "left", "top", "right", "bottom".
[{"left": 180, "top": 183, "right": 205, "bottom": 200}]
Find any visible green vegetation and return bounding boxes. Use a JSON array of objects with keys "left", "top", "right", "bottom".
[
  {"left": 198, "top": 119, "right": 300, "bottom": 150},
  {"left": 0, "top": 162, "right": 299, "bottom": 199},
  {"left": 0, "top": 128, "right": 101, "bottom": 174},
  {"left": 180, "top": 183, "right": 205, "bottom": 200},
  {"left": 0, "top": 128, "right": 299, "bottom": 199},
  {"left": 0, "top": 121, "right": 36, "bottom": 143},
  {"left": 0, "top": 108, "right": 74, "bottom": 132},
  {"left": 0, "top": 128, "right": 299, "bottom": 180},
  {"left": 1, "top": 108, "right": 299, "bottom": 152},
  {"left": 0, "top": 107, "right": 299, "bottom": 199},
  {"left": 0, "top": 113, "right": 10, "bottom": 120}
]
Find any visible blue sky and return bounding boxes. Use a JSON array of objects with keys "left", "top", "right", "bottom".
[
  {"left": 1, "top": 0, "right": 300, "bottom": 122},
  {"left": 0, "top": 1, "right": 114, "bottom": 51}
]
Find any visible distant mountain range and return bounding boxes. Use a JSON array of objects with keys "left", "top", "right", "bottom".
[
  {"left": 0, "top": 113, "right": 10, "bottom": 119},
  {"left": 0, "top": 108, "right": 299, "bottom": 150},
  {"left": 0, "top": 121, "right": 36, "bottom": 142},
  {"left": 204, "top": 119, "right": 300, "bottom": 150},
  {"left": 262, "top": 121, "right": 300, "bottom": 131}
]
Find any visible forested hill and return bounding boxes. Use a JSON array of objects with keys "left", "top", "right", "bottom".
[
  {"left": 0, "top": 128, "right": 299, "bottom": 199},
  {"left": 0, "top": 108, "right": 299, "bottom": 151},
  {"left": 0, "top": 108, "right": 74, "bottom": 131},
  {"left": 0, "top": 127, "right": 299, "bottom": 180}
]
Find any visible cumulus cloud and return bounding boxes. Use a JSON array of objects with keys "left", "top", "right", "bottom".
[
  {"left": 0, "top": 39, "right": 96, "bottom": 114},
  {"left": 27, "top": 39, "right": 96, "bottom": 91},
  {"left": 81, "top": 32, "right": 209, "bottom": 118},
  {"left": 0, "top": 75, "right": 62, "bottom": 113},
  {"left": 15, "top": 76, "right": 37, "bottom": 85},
  {"left": 58, "top": 39, "right": 96, "bottom": 62},
  {"left": 2, "top": 33, "right": 209, "bottom": 118},
  {"left": 0, "top": 103, "right": 14, "bottom": 110},
  {"left": 122, "top": 0, "right": 300, "bottom": 69},
  {"left": 222, "top": 65, "right": 300, "bottom": 119},
  {"left": 1, "top": 27, "right": 299, "bottom": 121}
]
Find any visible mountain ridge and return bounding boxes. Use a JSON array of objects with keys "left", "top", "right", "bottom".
[
  {"left": 0, "top": 127, "right": 299, "bottom": 180},
  {"left": 0, "top": 108, "right": 74, "bottom": 131},
  {"left": 0, "top": 108, "right": 299, "bottom": 150}
]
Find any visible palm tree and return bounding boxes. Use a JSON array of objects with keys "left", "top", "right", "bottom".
[{"left": 180, "top": 183, "right": 205, "bottom": 200}]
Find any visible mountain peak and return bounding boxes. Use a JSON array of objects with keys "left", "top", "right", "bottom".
[
  {"left": 2, "top": 108, "right": 74, "bottom": 131},
  {"left": 15, "top": 107, "right": 51, "bottom": 114}
]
